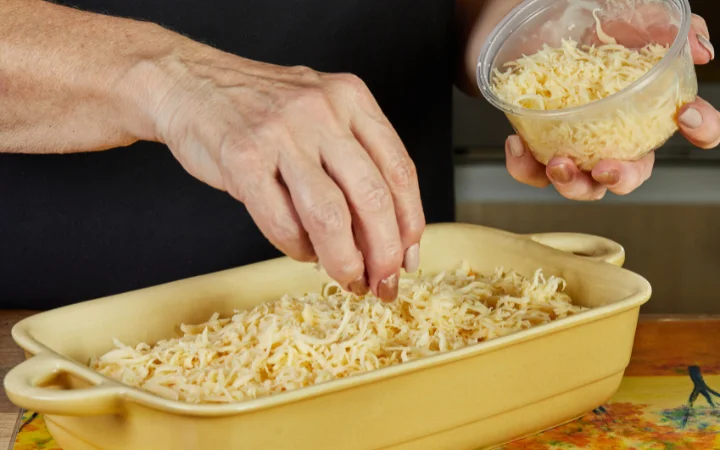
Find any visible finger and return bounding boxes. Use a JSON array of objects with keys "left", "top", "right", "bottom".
[
  {"left": 351, "top": 113, "right": 423, "bottom": 276},
  {"left": 678, "top": 98, "right": 720, "bottom": 149},
  {"left": 690, "top": 14, "right": 714, "bottom": 64},
  {"left": 345, "top": 75, "right": 425, "bottom": 277},
  {"left": 588, "top": 4, "right": 673, "bottom": 48},
  {"left": 504, "top": 135, "right": 550, "bottom": 188},
  {"left": 236, "top": 172, "right": 317, "bottom": 262},
  {"left": 278, "top": 152, "right": 366, "bottom": 290},
  {"left": 692, "top": 14, "right": 710, "bottom": 40},
  {"left": 546, "top": 157, "right": 607, "bottom": 201},
  {"left": 320, "top": 134, "right": 403, "bottom": 300},
  {"left": 635, "top": 12, "right": 713, "bottom": 63},
  {"left": 591, "top": 152, "right": 655, "bottom": 195},
  {"left": 591, "top": 9, "right": 714, "bottom": 63}
]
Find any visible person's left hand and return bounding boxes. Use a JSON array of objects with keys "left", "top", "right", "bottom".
[{"left": 505, "top": 14, "right": 718, "bottom": 200}]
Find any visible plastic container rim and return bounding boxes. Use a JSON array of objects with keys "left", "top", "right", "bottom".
[{"left": 476, "top": 0, "right": 692, "bottom": 119}]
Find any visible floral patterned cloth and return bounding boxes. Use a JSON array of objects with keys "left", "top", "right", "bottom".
[
  {"left": 12, "top": 413, "right": 60, "bottom": 450},
  {"left": 499, "top": 377, "right": 720, "bottom": 449},
  {"left": 12, "top": 319, "right": 720, "bottom": 450}
]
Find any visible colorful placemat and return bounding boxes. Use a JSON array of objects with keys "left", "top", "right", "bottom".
[
  {"left": 11, "top": 412, "right": 58, "bottom": 450},
  {"left": 11, "top": 319, "right": 720, "bottom": 449},
  {"left": 498, "top": 373, "right": 720, "bottom": 449}
]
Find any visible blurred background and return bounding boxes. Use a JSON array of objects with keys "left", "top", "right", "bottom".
[{"left": 453, "top": 0, "right": 719, "bottom": 314}]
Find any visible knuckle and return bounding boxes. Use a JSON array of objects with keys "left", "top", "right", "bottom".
[
  {"left": 336, "top": 73, "right": 367, "bottom": 91},
  {"left": 268, "top": 213, "right": 303, "bottom": 244},
  {"left": 371, "top": 243, "right": 404, "bottom": 272},
  {"left": 218, "top": 142, "right": 271, "bottom": 202},
  {"left": 332, "top": 73, "right": 372, "bottom": 100},
  {"left": 327, "top": 257, "right": 364, "bottom": 283},
  {"left": 218, "top": 134, "right": 261, "bottom": 169},
  {"left": 288, "top": 65, "right": 321, "bottom": 82},
  {"left": 387, "top": 244, "right": 404, "bottom": 265},
  {"left": 404, "top": 213, "right": 426, "bottom": 241},
  {"left": 288, "top": 87, "right": 334, "bottom": 117},
  {"left": 268, "top": 220, "right": 316, "bottom": 263},
  {"left": 230, "top": 170, "right": 267, "bottom": 204},
  {"left": 306, "top": 199, "right": 346, "bottom": 234},
  {"left": 251, "top": 115, "right": 291, "bottom": 142},
  {"left": 388, "top": 158, "right": 417, "bottom": 189},
  {"left": 691, "top": 14, "right": 708, "bottom": 31},
  {"left": 356, "top": 178, "right": 392, "bottom": 212}
]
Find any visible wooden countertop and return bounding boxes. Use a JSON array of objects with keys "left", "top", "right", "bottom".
[
  {"left": 1, "top": 311, "right": 719, "bottom": 449},
  {"left": 0, "top": 310, "right": 35, "bottom": 449}
]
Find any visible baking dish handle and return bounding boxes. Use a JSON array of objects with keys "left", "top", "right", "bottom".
[
  {"left": 4, "top": 352, "right": 123, "bottom": 416},
  {"left": 525, "top": 232, "right": 625, "bottom": 267}
]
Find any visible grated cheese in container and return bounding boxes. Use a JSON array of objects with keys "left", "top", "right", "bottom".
[
  {"left": 90, "top": 263, "right": 586, "bottom": 404},
  {"left": 477, "top": 0, "right": 698, "bottom": 171}
]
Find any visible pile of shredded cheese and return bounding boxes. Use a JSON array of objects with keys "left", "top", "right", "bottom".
[
  {"left": 90, "top": 262, "right": 586, "bottom": 404},
  {"left": 492, "top": 38, "right": 695, "bottom": 170}
]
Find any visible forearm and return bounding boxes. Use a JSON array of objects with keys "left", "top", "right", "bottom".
[
  {"left": 454, "top": 0, "right": 523, "bottom": 96},
  {"left": 0, "top": 0, "right": 181, "bottom": 153}
]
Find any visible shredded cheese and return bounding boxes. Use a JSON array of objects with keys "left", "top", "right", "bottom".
[
  {"left": 491, "top": 38, "right": 695, "bottom": 170},
  {"left": 90, "top": 263, "right": 586, "bottom": 404},
  {"left": 592, "top": 9, "right": 617, "bottom": 45}
]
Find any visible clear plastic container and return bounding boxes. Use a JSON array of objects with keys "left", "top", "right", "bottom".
[{"left": 477, "top": 0, "right": 698, "bottom": 171}]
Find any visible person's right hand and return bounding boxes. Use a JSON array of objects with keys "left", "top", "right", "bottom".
[{"left": 129, "top": 40, "right": 425, "bottom": 302}]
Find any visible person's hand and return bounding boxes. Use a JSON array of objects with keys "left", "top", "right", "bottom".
[
  {"left": 130, "top": 39, "right": 424, "bottom": 301},
  {"left": 505, "top": 14, "right": 718, "bottom": 200}
]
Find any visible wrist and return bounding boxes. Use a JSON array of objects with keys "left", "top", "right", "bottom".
[{"left": 111, "top": 21, "right": 197, "bottom": 144}]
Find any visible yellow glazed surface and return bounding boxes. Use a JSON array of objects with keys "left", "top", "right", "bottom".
[{"left": 4, "top": 223, "right": 651, "bottom": 450}]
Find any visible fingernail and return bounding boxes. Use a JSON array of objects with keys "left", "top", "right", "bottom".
[
  {"left": 403, "top": 244, "right": 420, "bottom": 273},
  {"left": 548, "top": 164, "right": 573, "bottom": 184},
  {"left": 698, "top": 35, "right": 715, "bottom": 60},
  {"left": 595, "top": 170, "right": 620, "bottom": 187},
  {"left": 348, "top": 275, "right": 369, "bottom": 296},
  {"left": 679, "top": 107, "right": 703, "bottom": 129},
  {"left": 378, "top": 273, "right": 398, "bottom": 303},
  {"left": 507, "top": 136, "right": 525, "bottom": 158},
  {"left": 693, "top": 14, "right": 710, "bottom": 40}
]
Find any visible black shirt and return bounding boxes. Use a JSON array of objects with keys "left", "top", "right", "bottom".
[{"left": 0, "top": 0, "right": 455, "bottom": 308}]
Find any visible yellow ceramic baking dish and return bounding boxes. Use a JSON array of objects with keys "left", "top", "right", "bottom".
[{"left": 5, "top": 223, "right": 651, "bottom": 450}]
